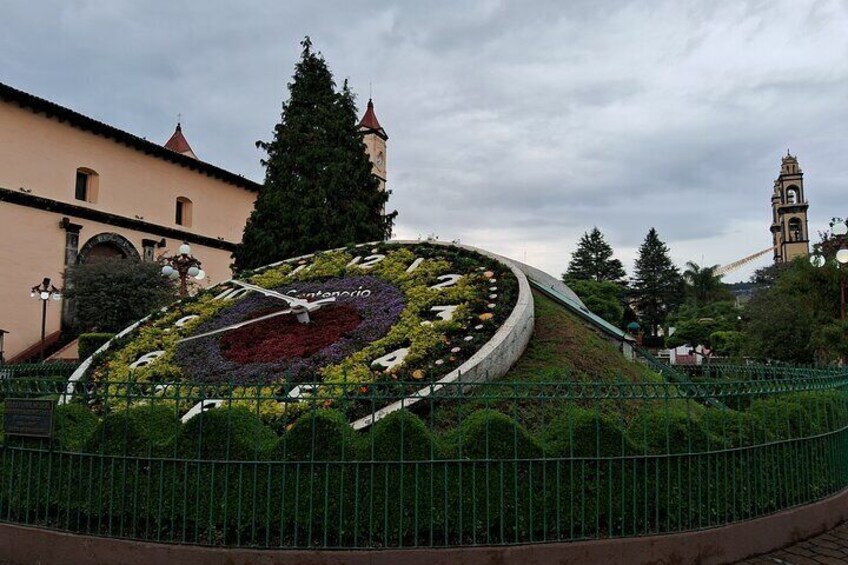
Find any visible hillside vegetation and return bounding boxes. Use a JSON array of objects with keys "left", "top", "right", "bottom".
[{"left": 503, "top": 290, "right": 660, "bottom": 384}]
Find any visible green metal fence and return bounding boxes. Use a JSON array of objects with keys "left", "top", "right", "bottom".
[
  {"left": 1, "top": 367, "right": 847, "bottom": 549},
  {"left": 0, "top": 362, "right": 77, "bottom": 379}
]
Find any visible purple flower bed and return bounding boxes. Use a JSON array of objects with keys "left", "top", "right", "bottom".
[{"left": 173, "top": 276, "right": 404, "bottom": 385}]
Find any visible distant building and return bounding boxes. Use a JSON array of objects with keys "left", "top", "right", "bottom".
[
  {"left": 727, "top": 281, "right": 761, "bottom": 307},
  {"left": 0, "top": 83, "right": 386, "bottom": 361},
  {"left": 770, "top": 152, "right": 810, "bottom": 263}
]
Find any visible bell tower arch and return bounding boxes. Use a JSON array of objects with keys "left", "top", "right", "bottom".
[{"left": 770, "top": 152, "right": 810, "bottom": 263}]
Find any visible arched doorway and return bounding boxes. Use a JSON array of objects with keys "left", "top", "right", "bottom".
[{"left": 77, "top": 233, "right": 140, "bottom": 264}]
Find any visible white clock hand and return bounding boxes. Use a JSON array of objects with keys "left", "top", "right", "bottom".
[
  {"left": 179, "top": 307, "right": 293, "bottom": 343},
  {"left": 230, "top": 280, "right": 311, "bottom": 309},
  {"left": 231, "top": 279, "right": 337, "bottom": 322}
]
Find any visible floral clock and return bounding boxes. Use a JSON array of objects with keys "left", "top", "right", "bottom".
[{"left": 66, "top": 241, "right": 533, "bottom": 428}]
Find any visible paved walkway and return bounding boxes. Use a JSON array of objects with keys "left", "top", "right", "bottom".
[{"left": 737, "top": 521, "right": 848, "bottom": 564}]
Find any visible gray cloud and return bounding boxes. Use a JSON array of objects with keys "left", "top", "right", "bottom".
[{"left": 2, "top": 0, "right": 847, "bottom": 282}]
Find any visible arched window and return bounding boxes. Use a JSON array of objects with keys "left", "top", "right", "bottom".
[
  {"left": 75, "top": 168, "right": 99, "bottom": 202},
  {"left": 788, "top": 218, "right": 802, "bottom": 241},
  {"left": 785, "top": 186, "right": 799, "bottom": 204},
  {"left": 176, "top": 197, "right": 193, "bottom": 227}
]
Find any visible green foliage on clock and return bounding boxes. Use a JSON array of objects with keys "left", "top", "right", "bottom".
[{"left": 83, "top": 242, "right": 518, "bottom": 429}]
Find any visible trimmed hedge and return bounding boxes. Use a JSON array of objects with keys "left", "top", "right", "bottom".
[
  {"left": 77, "top": 333, "right": 115, "bottom": 361},
  {"left": 87, "top": 404, "right": 179, "bottom": 456},
  {"left": 278, "top": 409, "right": 360, "bottom": 462},
  {"left": 0, "top": 390, "right": 846, "bottom": 548},
  {"left": 53, "top": 403, "right": 99, "bottom": 451},
  {"left": 543, "top": 407, "right": 639, "bottom": 457},
  {"left": 629, "top": 407, "right": 716, "bottom": 454},
  {"left": 451, "top": 409, "right": 544, "bottom": 460},
  {"left": 179, "top": 406, "right": 276, "bottom": 461}
]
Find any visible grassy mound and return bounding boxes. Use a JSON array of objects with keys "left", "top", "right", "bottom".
[
  {"left": 504, "top": 290, "right": 659, "bottom": 383},
  {"left": 430, "top": 290, "right": 665, "bottom": 433}
]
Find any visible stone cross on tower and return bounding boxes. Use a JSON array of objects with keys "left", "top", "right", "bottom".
[{"left": 770, "top": 152, "right": 810, "bottom": 263}]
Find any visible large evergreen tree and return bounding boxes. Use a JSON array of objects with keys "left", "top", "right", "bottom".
[
  {"left": 233, "top": 38, "right": 396, "bottom": 271},
  {"left": 563, "top": 227, "right": 626, "bottom": 282},
  {"left": 631, "top": 228, "right": 684, "bottom": 336}
]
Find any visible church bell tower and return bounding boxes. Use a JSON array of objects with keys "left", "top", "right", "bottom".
[
  {"left": 358, "top": 99, "right": 387, "bottom": 193},
  {"left": 770, "top": 152, "right": 810, "bottom": 263}
]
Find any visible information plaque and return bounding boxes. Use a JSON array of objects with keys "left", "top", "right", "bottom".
[{"left": 4, "top": 398, "right": 53, "bottom": 438}]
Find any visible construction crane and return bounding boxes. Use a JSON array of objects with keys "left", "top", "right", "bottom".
[{"left": 715, "top": 246, "right": 776, "bottom": 277}]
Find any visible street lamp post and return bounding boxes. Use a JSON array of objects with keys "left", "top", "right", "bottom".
[
  {"left": 30, "top": 277, "right": 62, "bottom": 361},
  {"left": 0, "top": 329, "right": 8, "bottom": 365},
  {"left": 161, "top": 243, "right": 205, "bottom": 297},
  {"left": 810, "top": 218, "right": 848, "bottom": 321}
]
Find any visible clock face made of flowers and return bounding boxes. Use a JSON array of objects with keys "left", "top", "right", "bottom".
[{"left": 68, "top": 241, "right": 533, "bottom": 429}]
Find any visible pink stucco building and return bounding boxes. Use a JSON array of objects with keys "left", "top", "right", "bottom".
[{"left": 0, "top": 83, "right": 386, "bottom": 362}]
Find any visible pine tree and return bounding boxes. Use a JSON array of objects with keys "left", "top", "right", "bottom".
[
  {"left": 563, "top": 227, "right": 626, "bottom": 282},
  {"left": 233, "top": 38, "right": 396, "bottom": 271},
  {"left": 632, "top": 228, "right": 684, "bottom": 336}
]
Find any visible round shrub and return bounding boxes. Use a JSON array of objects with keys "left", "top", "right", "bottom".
[
  {"left": 179, "top": 406, "right": 276, "bottom": 461},
  {"left": 367, "top": 409, "right": 440, "bottom": 461},
  {"left": 271, "top": 410, "right": 361, "bottom": 545},
  {"left": 52, "top": 403, "right": 99, "bottom": 451},
  {"left": 0, "top": 403, "right": 97, "bottom": 520},
  {"left": 449, "top": 410, "right": 544, "bottom": 543},
  {"left": 749, "top": 396, "right": 814, "bottom": 440},
  {"left": 87, "top": 403, "right": 179, "bottom": 456},
  {"left": 541, "top": 407, "right": 641, "bottom": 538},
  {"left": 176, "top": 407, "right": 277, "bottom": 534},
  {"left": 701, "top": 407, "right": 769, "bottom": 448},
  {"left": 454, "top": 409, "right": 543, "bottom": 460},
  {"left": 629, "top": 407, "right": 715, "bottom": 454},
  {"left": 363, "top": 410, "right": 444, "bottom": 545},
  {"left": 543, "top": 406, "right": 638, "bottom": 457},
  {"left": 277, "top": 409, "right": 360, "bottom": 462},
  {"left": 789, "top": 391, "right": 847, "bottom": 434}
]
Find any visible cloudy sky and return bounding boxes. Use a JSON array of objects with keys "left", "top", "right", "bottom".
[{"left": 3, "top": 0, "right": 847, "bottom": 282}]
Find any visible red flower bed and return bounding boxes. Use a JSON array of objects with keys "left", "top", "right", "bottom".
[{"left": 219, "top": 304, "right": 362, "bottom": 364}]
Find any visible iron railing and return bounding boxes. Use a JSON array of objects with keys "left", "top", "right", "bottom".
[{"left": 0, "top": 366, "right": 847, "bottom": 549}]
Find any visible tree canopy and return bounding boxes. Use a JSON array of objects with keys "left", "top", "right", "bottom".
[
  {"left": 743, "top": 256, "right": 845, "bottom": 363},
  {"left": 682, "top": 261, "right": 733, "bottom": 305},
  {"left": 566, "top": 279, "right": 625, "bottom": 326},
  {"left": 631, "top": 228, "right": 684, "bottom": 335},
  {"left": 665, "top": 301, "right": 740, "bottom": 352},
  {"left": 64, "top": 259, "right": 176, "bottom": 333},
  {"left": 563, "top": 227, "right": 626, "bottom": 283},
  {"left": 233, "top": 38, "right": 396, "bottom": 271}
]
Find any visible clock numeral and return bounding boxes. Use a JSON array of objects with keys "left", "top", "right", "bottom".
[
  {"left": 291, "top": 263, "right": 311, "bottom": 275},
  {"left": 174, "top": 315, "right": 200, "bottom": 328},
  {"left": 429, "top": 274, "right": 463, "bottom": 290},
  {"left": 430, "top": 305, "right": 459, "bottom": 322},
  {"left": 287, "top": 384, "right": 319, "bottom": 401},
  {"left": 371, "top": 347, "right": 410, "bottom": 371},
  {"left": 213, "top": 287, "right": 251, "bottom": 301},
  {"left": 180, "top": 399, "right": 224, "bottom": 423},
  {"left": 130, "top": 350, "right": 165, "bottom": 369},
  {"left": 406, "top": 257, "right": 424, "bottom": 273},
  {"left": 348, "top": 254, "right": 386, "bottom": 269}
]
